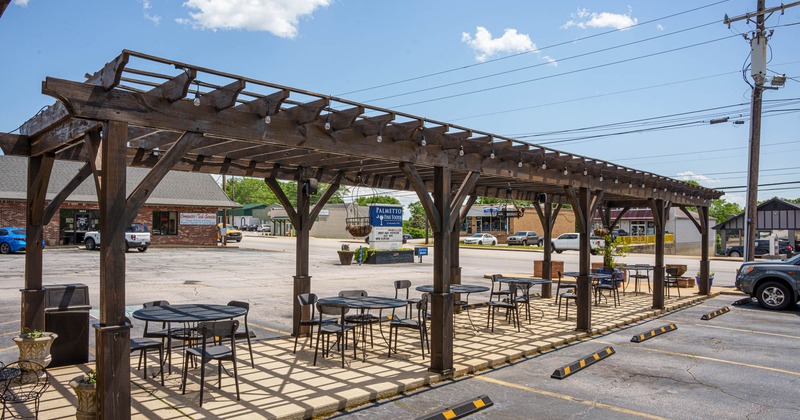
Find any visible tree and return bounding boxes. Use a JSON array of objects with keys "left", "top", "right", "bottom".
[
  {"left": 709, "top": 198, "right": 742, "bottom": 224},
  {"left": 224, "top": 177, "right": 343, "bottom": 206},
  {"left": 355, "top": 195, "right": 400, "bottom": 205}
]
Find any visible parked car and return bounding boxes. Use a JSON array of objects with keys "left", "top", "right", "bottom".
[
  {"left": 462, "top": 233, "right": 497, "bottom": 246},
  {"left": 257, "top": 224, "right": 271, "bottom": 233},
  {"left": 735, "top": 253, "right": 800, "bottom": 310},
  {"left": 610, "top": 229, "right": 628, "bottom": 240},
  {"left": 725, "top": 239, "right": 793, "bottom": 258},
  {"left": 506, "top": 231, "right": 541, "bottom": 246},
  {"left": 217, "top": 224, "right": 242, "bottom": 242},
  {"left": 84, "top": 223, "right": 151, "bottom": 252},
  {"left": 0, "top": 227, "right": 45, "bottom": 254},
  {"left": 402, "top": 233, "right": 412, "bottom": 243},
  {"left": 551, "top": 233, "right": 603, "bottom": 254}
]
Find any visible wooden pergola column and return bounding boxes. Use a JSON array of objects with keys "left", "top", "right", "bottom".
[
  {"left": 400, "top": 163, "right": 455, "bottom": 375},
  {"left": 680, "top": 205, "right": 711, "bottom": 295},
  {"left": 533, "top": 200, "right": 562, "bottom": 298},
  {"left": 648, "top": 199, "right": 670, "bottom": 309},
  {"left": 566, "top": 187, "right": 603, "bottom": 331},
  {"left": 21, "top": 152, "right": 54, "bottom": 331},
  {"left": 265, "top": 172, "right": 341, "bottom": 335},
  {"left": 92, "top": 121, "right": 131, "bottom": 419},
  {"left": 449, "top": 174, "right": 479, "bottom": 301}
]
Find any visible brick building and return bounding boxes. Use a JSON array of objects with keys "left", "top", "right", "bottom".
[{"left": 0, "top": 156, "right": 236, "bottom": 247}]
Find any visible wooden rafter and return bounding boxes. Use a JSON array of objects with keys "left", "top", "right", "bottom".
[
  {"left": 198, "top": 79, "right": 246, "bottom": 111},
  {"left": 147, "top": 69, "right": 196, "bottom": 102},
  {"left": 85, "top": 52, "right": 129, "bottom": 90}
]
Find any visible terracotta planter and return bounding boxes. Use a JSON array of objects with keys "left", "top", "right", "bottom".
[
  {"left": 666, "top": 264, "right": 688, "bottom": 277},
  {"left": 677, "top": 277, "right": 695, "bottom": 288},
  {"left": 13, "top": 332, "right": 58, "bottom": 372},
  {"left": 337, "top": 250, "right": 355, "bottom": 265},
  {"left": 533, "top": 260, "right": 564, "bottom": 278},
  {"left": 69, "top": 376, "right": 98, "bottom": 420}
]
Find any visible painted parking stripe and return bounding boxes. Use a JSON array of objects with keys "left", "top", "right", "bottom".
[
  {"left": 0, "top": 319, "right": 19, "bottom": 326},
  {"left": 474, "top": 376, "right": 666, "bottom": 420},
  {"left": 594, "top": 340, "right": 800, "bottom": 377},
  {"left": 687, "top": 323, "right": 800, "bottom": 340},
  {"left": 246, "top": 321, "right": 292, "bottom": 336}
]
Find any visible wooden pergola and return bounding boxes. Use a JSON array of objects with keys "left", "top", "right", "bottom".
[{"left": 0, "top": 50, "right": 722, "bottom": 419}]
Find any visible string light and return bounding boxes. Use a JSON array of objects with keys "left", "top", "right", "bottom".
[
  {"left": 490, "top": 150, "right": 495, "bottom": 159},
  {"left": 421, "top": 133, "right": 427, "bottom": 146},
  {"left": 377, "top": 128, "right": 382, "bottom": 143},
  {"left": 615, "top": 179, "right": 619, "bottom": 184},
  {"left": 599, "top": 175, "right": 604, "bottom": 182},
  {"left": 459, "top": 144, "right": 464, "bottom": 156},
  {"left": 641, "top": 183, "right": 646, "bottom": 188},
  {"left": 583, "top": 169, "right": 588, "bottom": 176},
  {"left": 324, "top": 114, "right": 331, "bottom": 130},
  {"left": 518, "top": 160, "right": 523, "bottom": 168},
  {"left": 629, "top": 183, "right": 633, "bottom": 189},
  {"left": 541, "top": 162, "right": 547, "bottom": 169},
  {"left": 563, "top": 168, "right": 569, "bottom": 175},
  {"left": 193, "top": 81, "right": 201, "bottom": 106},
  {"left": 264, "top": 99, "right": 271, "bottom": 124}
]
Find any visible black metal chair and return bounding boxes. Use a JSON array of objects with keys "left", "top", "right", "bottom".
[
  {"left": 181, "top": 320, "right": 240, "bottom": 407},
  {"left": 339, "top": 290, "right": 384, "bottom": 348},
  {"left": 487, "top": 285, "right": 520, "bottom": 333},
  {"left": 142, "top": 300, "right": 180, "bottom": 373},
  {"left": 314, "top": 303, "right": 358, "bottom": 368},
  {"left": 393, "top": 280, "right": 421, "bottom": 318},
  {"left": 1, "top": 361, "right": 50, "bottom": 420},
  {"left": 489, "top": 274, "right": 511, "bottom": 302},
  {"left": 665, "top": 267, "right": 681, "bottom": 298},
  {"left": 127, "top": 317, "right": 164, "bottom": 386},
  {"left": 227, "top": 301, "right": 255, "bottom": 367},
  {"left": 388, "top": 294, "right": 429, "bottom": 359},
  {"left": 556, "top": 271, "right": 577, "bottom": 320},
  {"left": 294, "top": 293, "right": 335, "bottom": 354},
  {"left": 510, "top": 282, "right": 540, "bottom": 324},
  {"left": 593, "top": 271, "right": 621, "bottom": 307}
]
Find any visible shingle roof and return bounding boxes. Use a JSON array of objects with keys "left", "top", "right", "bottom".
[{"left": 0, "top": 155, "right": 237, "bottom": 208}]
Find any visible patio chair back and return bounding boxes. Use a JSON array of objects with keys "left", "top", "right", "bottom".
[
  {"left": 227, "top": 300, "right": 255, "bottom": 367},
  {"left": 394, "top": 280, "right": 412, "bottom": 299},
  {"left": 338, "top": 290, "right": 368, "bottom": 298}
]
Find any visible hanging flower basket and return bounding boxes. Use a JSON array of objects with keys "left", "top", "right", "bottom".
[{"left": 346, "top": 217, "right": 372, "bottom": 237}]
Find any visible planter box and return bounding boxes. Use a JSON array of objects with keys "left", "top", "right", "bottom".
[
  {"left": 364, "top": 250, "right": 414, "bottom": 264},
  {"left": 533, "top": 260, "right": 564, "bottom": 278},
  {"left": 677, "top": 277, "right": 695, "bottom": 288},
  {"left": 337, "top": 251, "right": 355, "bottom": 265}
]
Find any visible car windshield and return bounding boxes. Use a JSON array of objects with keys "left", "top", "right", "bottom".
[
  {"left": 127, "top": 224, "right": 149, "bottom": 232},
  {"left": 11, "top": 229, "right": 25, "bottom": 235},
  {"left": 512, "top": 232, "right": 526, "bottom": 236},
  {"left": 470, "top": 234, "right": 482, "bottom": 238}
]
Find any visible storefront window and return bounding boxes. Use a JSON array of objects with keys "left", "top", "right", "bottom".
[{"left": 152, "top": 211, "right": 177, "bottom": 235}]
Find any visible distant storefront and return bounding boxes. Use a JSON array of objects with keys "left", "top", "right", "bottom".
[{"left": 0, "top": 156, "right": 237, "bottom": 247}]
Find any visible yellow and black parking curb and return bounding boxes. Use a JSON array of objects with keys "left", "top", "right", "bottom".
[
  {"left": 550, "top": 346, "right": 615, "bottom": 379},
  {"left": 459, "top": 302, "right": 489, "bottom": 311},
  {"left": 417, "top": 395, "right": 493, "bottom": 420},
  {"left": 731, "top": 297, "right": 753, "bottom": 306},
  {"left": 701, "top": 306, "right": 730, "bottom": 320},
  {"left": 630, "top": 323, "right": 677, "bottom": 343}
]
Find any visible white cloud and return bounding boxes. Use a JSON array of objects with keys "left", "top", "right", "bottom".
[
  {"left": 656, "top": 23, "right": 665, "bottom": 31},
  {"left": 461, "top": 26, "right": 536, "bottom": 62},
  {"left": 562, "top": 7, "right": 638, "bottom": 30},
  {"left": 676, "top": 171, "right": 720, "bottom": 185},
  {"left": 142, "top": 0, "right": 152, "bottom": 9},
  {"left": 140, "top": 0, "right": 161, "bottom": 25},
  {"left": 179, "top": 0, "right": 331, "bottom": 38},
  {"left": 12, "top": 0, "right": 30, "bottom": 6},
  {"left": 543, "top": 55, "right": 558, "bottom": 67},
  {"left": 723, "top": 192, "right": 745, "bottom": 207}
]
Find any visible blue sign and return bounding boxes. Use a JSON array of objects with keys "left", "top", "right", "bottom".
[
  {"left": 369, "top": 205, "right": 403, "bottom": 227},
  {"left": 415, "top": 247, "right": 428, "bottom": 256}
]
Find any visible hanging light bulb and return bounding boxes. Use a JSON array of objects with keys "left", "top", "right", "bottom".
[
  {"left": 615, "top": 179, "right": 619, "bottom": 184},
  {"left": 641, "top": 183, "right": 646, "bottom": 188},
  {"left": 563, "top": 168, "right": 569, "bottom": 175},
  {"left": 541, "top": 162, "right": 547, "bottom": 170},
  {"left": 377, "top": 129, "right": 383, "bottom": 143},
  {"left": 653, "top": 187, "right": 657, "bottom": 192},
  {"left": 682, "top": 192, "right": 686, "bottom": 196},
  {"left": 264, "top": 114, "right": 271, "bottom": 124},
  {"left": 193, "top": 81, "right": 201, "bottom": 106},
  {"left": 629, "top": 183, "right": 633, "bottom": 189},
  {"left": 421, "top": 134, "right": 427, "bottom": 146},
  {"left": 518, "top": 160, "right": 523, "bottom": 168},
  {"left": 583, "top": 169, "right": 588, "bottom": 176},
  {"left": 324, "top": 117, "right": 331, "bottom": 131},
  {"left": 663, "top": 187, "right": 668, "bottom": 192},
  {"left": 599, "top": 175, "right": 604, "bottom": 182},
  {"left": 490, "top": 150, "right": 495, "bottom": 159},
  {"left": 459, "top": 145, "right": 464, "bottom": 156}
]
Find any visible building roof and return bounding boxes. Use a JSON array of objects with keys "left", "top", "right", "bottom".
[
  {"left": 0, "top": 155, "right": 237, "bottom": 208},
  {"left": 712, "top": 197, "right": 800, "bottom": 230}
]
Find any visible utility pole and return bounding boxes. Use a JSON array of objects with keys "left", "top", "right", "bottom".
[
  {"left": 222, "top": 175, "right": 228, "bottom": 246},
  {"left": 724, "top": 0, "right": 799, "bottom": 261}
]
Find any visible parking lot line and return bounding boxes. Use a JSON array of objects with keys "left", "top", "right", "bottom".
[
  {"left": 686, "top": 323, "right": 800, "bottom": 340},
  {"left": 0, "top": 319, "right": 18, "bottom": 326},
  {"left": 474, "top": 375, "right": 666, "bottom": 420},
  {"left": 594, "top": 340, "right": 800, "bottom": 377},
  {"left": 246, "top": 321, "right": 292, "bottom": 336}
]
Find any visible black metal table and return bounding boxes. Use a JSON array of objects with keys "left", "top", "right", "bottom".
[
  {"left": 415, "top": 285, "right": 490, "bottom": 333},
  {"left": 131, "top": 304, "right": 246, "bottom": 323},
  {"left": 617, "top": 265, "right": 654, "bottom": 294}
]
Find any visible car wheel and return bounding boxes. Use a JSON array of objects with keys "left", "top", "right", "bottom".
[
  {"left": 538, "top": 240, "right": 544, "bottom": 247},
  {"left": 478, "top": 241, "right": 483, "bottom": 245},
  {"left": 729, "top": 250, "right": 741, "bottom": 258},
  {"left": 521, "top": 240, "right": 527, "bottom": 246},
  {"left": 236, "top": 238, "right": 242, "bottom": 242},
  {"left": 554, "top": 247, "right": 562, "bottom": 254},
  {"left": 756, "top": 281, "right": 792, "bottom": 310},
  {"left": 138, "top": 246, "right": 148, "bottom": 252},
  {"left": 0, "top": 242, "right": 10, "bottom": 254},
  {"left": 492, "top": 241, "right": 496, "bottom": 246},
  {"left": 84, "top": 238, "right": 96, "bottom": 251}
]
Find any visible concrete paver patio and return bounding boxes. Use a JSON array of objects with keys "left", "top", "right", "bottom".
[{"left": 20, "top": 289, "right": 714, "bottom": 419}]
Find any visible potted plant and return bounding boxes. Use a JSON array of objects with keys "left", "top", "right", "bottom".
[
  {"left": 593, "top": 228, "right": 630, "bottom": 274},
  {"left": 69, "top": 369, "right": 97, "bottom": 420},
  {"left": 12, "top": 328, "right": 58, "bottom": 373},
  {"left": 695, "top": 271, "right": 715, "bottom": 288},
  {"left": 337, "top": 244, "right": 355, "bottom": 265}
]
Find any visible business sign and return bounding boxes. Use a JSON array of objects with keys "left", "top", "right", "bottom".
[
  {"left": 180, "top": 212, "right": 217, "bottom": 225},
  {"left": 369, "top": 205, "right": 403, "bottom": 227},
  {"left": 483, "top": 207, "right": 498, "bottom": 216}
]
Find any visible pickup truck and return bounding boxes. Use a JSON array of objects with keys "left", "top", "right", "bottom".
[
  {"left": 84, "top": 223, "right": 151, "bottom": 252},
  {"left": 506, "top": 231, "right": 542, "bottom": 246},
  {"left": 551, "top": 233, "right": 603, "bottom": 254}
]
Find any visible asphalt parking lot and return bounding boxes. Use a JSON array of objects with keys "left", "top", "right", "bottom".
[{"left": 336, "top": 295, "right": 800, "bottom": 419}]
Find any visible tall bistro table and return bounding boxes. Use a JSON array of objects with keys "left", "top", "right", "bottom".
[
  {"left": 131, "top": 304, "right": 247, "bottom": 374},
  {"left": 316, "top": 296, "right": 407, "bottom": 361}
]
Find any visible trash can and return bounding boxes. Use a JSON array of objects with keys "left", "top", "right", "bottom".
[{"left": 43, "top": 284, "right": 91, "bottom": 367}]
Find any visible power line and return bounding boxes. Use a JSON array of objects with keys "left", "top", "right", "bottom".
[
  {"left": 718, "top": 180, "right": 800, "bottom": 189},
  {"left": 387, "top": 35, "right": 739, "bottom": 109},
  {"left": 336, "top": 0, "right": 732, "bottom": 96}
]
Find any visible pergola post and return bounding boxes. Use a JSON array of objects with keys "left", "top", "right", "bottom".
[
  {"left": 94, "top": 121, "right": 131, "bottom": 419},
  {"left": 699, "top": 206, "right": 711, "bottom": 295},
  {"left": 21, "top": 152, "right": 54, "bottom": 331},
  {"left": 449, "top": 175, "right": 479, "bottom": 305},
  {"left": 567, "top": 187, "right": 600, "bottom": 331},
  {"left": 649, "top": 199, "right": 669, "bottom": 310},
  {"left": 430, "top": 167, "right": 453, "bottom": 374},
  {"left": 534, "top": 201, "right": 562, "bottom": 298}
]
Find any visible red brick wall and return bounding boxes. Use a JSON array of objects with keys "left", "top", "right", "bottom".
[{"left": 0, "top": 201, "right": 217, "bottom": 246}]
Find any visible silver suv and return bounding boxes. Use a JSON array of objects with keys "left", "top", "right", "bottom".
[
  {"left": 506, "top": 231, "right": 541, "bottom": 246},
  {"left": 735, "top": 253, "right": 800, "bottom": 310}
]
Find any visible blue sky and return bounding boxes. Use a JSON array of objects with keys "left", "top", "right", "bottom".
[{"left": 2, "top": 0, "right": 799, "bottom": 207}]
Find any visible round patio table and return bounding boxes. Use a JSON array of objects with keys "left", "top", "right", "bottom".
[
  {"left": 131, "top": 304, "right": 246, "bottom": 323},
  {"left": 617, "top": 265, "right": 654, "bottom": 294},
  {"left": 317, "top": 296, "right": 407, "bottom": 361},
  {"left": 415, "top": 285, "right": 490, "bottom": 333}
]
